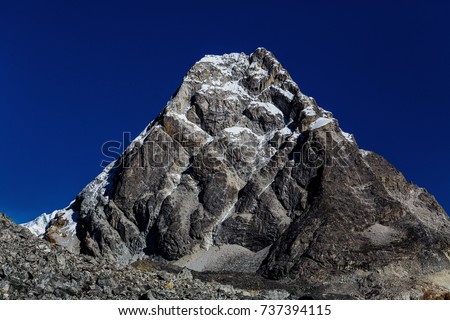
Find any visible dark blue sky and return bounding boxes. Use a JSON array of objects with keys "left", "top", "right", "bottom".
[{"left": 1, "top": 1, "right": 449, "bottom": 223}]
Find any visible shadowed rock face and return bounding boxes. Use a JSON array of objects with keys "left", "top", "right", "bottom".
[{"left": 25, "top": 48, "right": 450, "bottom": 298}]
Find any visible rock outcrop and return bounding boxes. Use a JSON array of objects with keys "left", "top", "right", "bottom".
[{"left": 21, "top": 48, "right": 450, "bottom": 299}]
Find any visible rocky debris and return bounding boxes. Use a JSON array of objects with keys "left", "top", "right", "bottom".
[
  {"left": 44, "top": 212, "right": 69, "bottom": 243},
  {"left": 10, "top": 212, "right": 448, "bottom": 300},
  {"left": 423, "top": 290, "right": 450, "bottom": 300},
  {"left": 20, "top": 48, "right": 450, "bottom": 299},
  {"left": 0, "top": 214, "right": 293, "bottom": 300}
]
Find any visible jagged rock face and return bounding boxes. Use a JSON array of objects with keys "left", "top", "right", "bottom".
[
  {"left": 64, "top": 49, "right": 450, "bottom": 289},
  {"left": 73, "top": 48, "right": 343, "bottom": 262},
  {"left": 260, "top": 146, "right": 450, "bottom": 281}
]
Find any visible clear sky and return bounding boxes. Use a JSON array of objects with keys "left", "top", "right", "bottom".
[{"left": 1, "top": 1, "right": 449, "bottom": 223}]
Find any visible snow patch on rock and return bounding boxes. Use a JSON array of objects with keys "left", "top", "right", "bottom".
[
  {"left": 360, "top": 149, "right": 372, "bottom": 157},
  {"left": 302, "top": 106, "right": 317, "bottom": 117},
  {"left": 22, "top": 212, "right": 56, "bottom": 237},
  {"left": 310, "top": 117, "right": 333, "bottom": 130},
  {"left": 224, "top": 127, "right": 256, "bottom": 136},
  {"left": 341, "top": 130, "right": 355, "bottom": 143},
  {"left": 252, "top": 102, "right": 283, "bottom": 116}
]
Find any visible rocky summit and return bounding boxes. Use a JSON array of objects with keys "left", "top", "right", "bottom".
[{"left": 14, "top": 48, "right": 450, "bottom": 299}]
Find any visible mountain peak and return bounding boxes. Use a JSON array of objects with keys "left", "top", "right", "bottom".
[{"left": 22, "top": 49, "right": 450, "bottom": 299}]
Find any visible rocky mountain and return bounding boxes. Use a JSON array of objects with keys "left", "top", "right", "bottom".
[{"left": 21, "top": 48, "right": 450, "bottom": 299}]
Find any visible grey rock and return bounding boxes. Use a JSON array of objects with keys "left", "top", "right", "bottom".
[
  {"left": 140, "top": 290, "right": 156, "bottom": 300},
  {"left": 25, "top": 254, "right": 37, "bottom": 262},
  {"left": 261, "top": 289, "right": 290, "bottom": 300},
  {"left": 0, "top": 280, "right": 10, "bottom": 294},
  {"left": 0, "top": 266, "right": 13, "bottom": 278},
  {"left": 97, "top": 277, "right": 116, "bottom": 289},
  {"left": 156, "top": 270, "right": 173, "bottom": 281},
  {"left": 177, "top": 268, "right": 193, "bottom": 281},
  {"left": 218, "top": 284, "right": 235, "bottom": 295},
  {"left": 56, "top": 255, "right": 66, "bottom": 268}
]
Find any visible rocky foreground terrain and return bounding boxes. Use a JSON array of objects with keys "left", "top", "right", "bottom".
[
  {"left": 9, "top": 48, "right": 450, "bottom": 299},
  {"left": 2, "top": 213, "right": 450, "bottom": 299},
  {"left": 0, "top": 214, "right": 291, "bottom": 300}
]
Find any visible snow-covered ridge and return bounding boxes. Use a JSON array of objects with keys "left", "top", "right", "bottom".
[
  {"left": 21, "top": 202, "right": 78, "bottom": 238},
  {"left": 341, "top": 130, "right": 355, "bottom": 143},
  {"left": 360, "top": 149, "right": 372, "bottom": 157},
  {"left": 199, "top": 52, "right": 245, "bottom": 64},
  {"left": 77, "top": 161, "right": 117, "bottom": 213},
  {"left": 21, "top": 212, "right": 55, "bottom": 237},
  {"left": 196, "top": 52, "right": 249, "bottom": 80}
]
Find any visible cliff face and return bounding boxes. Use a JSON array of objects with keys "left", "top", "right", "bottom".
[{"left": 23, "top": 48, "right": 450, "bottom": 298}]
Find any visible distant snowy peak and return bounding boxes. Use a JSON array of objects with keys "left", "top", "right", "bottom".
[
  {"left": 21, "top": 203, "right": 80, "bottom": 253},
  {"left": 22, "top": 212, "right": 55, "bottom": 237},
  {"left": 22, "top": 203, "right": 78, "bottom": 238}
]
